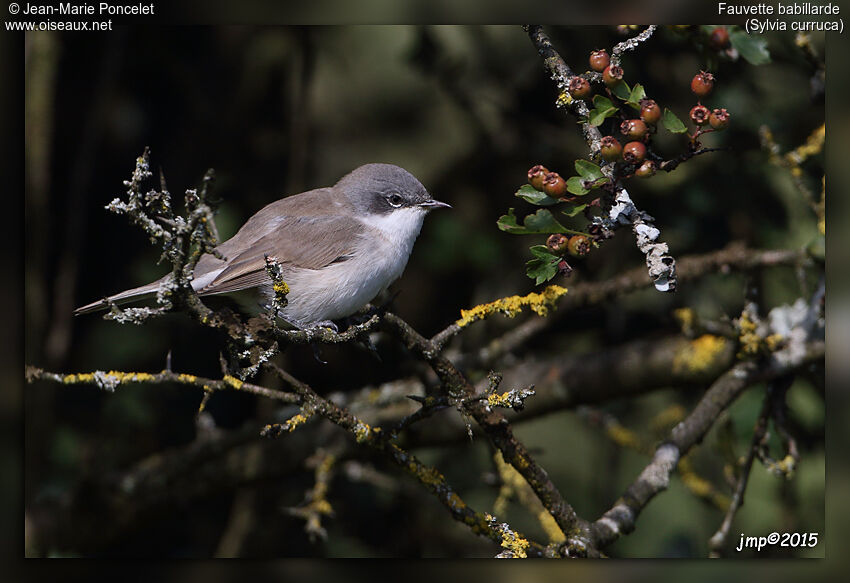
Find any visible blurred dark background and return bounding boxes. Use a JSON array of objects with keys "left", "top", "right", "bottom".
[{"left": 24, "top": 26, "right": 824, "bottom": 558}]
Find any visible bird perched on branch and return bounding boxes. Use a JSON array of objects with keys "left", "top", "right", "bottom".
[{"left": 75, "top": 163, "right": 450, "bottom": 329}]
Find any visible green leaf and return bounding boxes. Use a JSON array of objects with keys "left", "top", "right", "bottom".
[
  {"left": 626, "top": 83, "right": 647, "bottom": 109},
  {"left": 662, "top": 108, "right": 688, "bottom": 134},
  {"left": 592, "top": 95, "right": 614, "bottom": 110},
  {"left": 610, "top": 80, "right": 631, "bottom": 101},
  {"left": 515, "top": 184, "right": 559, "bottom": 206},
  {"left": 526, "top": 246, "right": 561, "bottom": 284},
  {"left": 497, "top": 208, "right": 568, "bottom": 235},
  {"left": 588, "top": 95, "right": 618, "bottom": 126},
  {"left": 587, "top": 109, "right": 609, "bottom": 127},
  {"left": 529, "top": 244, "right": 553, "bottom": 258},
  {"left": 566, "top": 176, "right": 589, "bottom": 195},
  {"left": 730, "top": 29, "right": 771, "bottom": 65},
  {"left": 574, "top": 159, "right": 603, "bottom": 180},
  {"left": 562, "top": 203, "right": 587, "bottom": 218}
]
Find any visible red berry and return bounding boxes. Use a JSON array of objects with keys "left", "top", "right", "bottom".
[
  {"left": 639, "top": 98, "right": 662, "bottom": 125},
  {"left": 528, "top": 165, "right": 549, "bottom": 190},
  {"left": 691, "top": 71, "right": 715, "bottom": 98},
  {"left": 709, "top": 27, "right": 730, "bottom": 50},
  {"left": 542, "top": 172, "right": 567, "bottom": 197},
  {"left": 635, "top": 160, "right": 657, "bottom": 178},
  {"left": 567, "top": 235, "right": 591, "bottom": 257},
  {"left": 602, "top": 65, "right": 624, "bottom": 87},
  {"left": 689, "top": 104, "right": 711, "bottom": 126},
  {"left": 709, "top": 108, "right": 730, "bottom": 130},
  {"left": 546, "top": 233, "right": 569, "bottom": 253},
  {"left": 599, "top": 136, "right": 622, "bottom": 162},
  {"left": 622, "top": 141, "right": 647, "bottom": 164},
  {"left": 589, "top": 49, "right": 610, "bottom": 72},
  {"left": 620, "top": 119, "right": 648, "bottom": 140},
  {"left": 568, "top": 76, "right": 592, "bottom": 100}
]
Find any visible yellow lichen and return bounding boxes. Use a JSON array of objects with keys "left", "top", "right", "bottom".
[
  {"left": 556, "top": 91, "right": 573, "bottom": 107},
  {"left": 785, "top": 123, "right": 824, "bottom": 165},
  {"left": 673, "top": 334, "right": 729, "bottom": 375},
  {"left": 768, "top": 454, "right": 797, "bottom": 477},
  {"left": 679, "top": 458, "right": 730, "bottom": 510},
  {"left": 447, "top": 492, "right": 467, "bottom": 512},
  {"left": 456, "top": 285, "right": 568, "bottom": 328},
  {"left": 492, "top": 451, "right": 565, "bottom": 544},
  {"left": 673, "top": 307, "right": 696, "bottom": 335},
  {"left": 606, "top": 423, "right": 641, "bottom": 449},
  {"left": 679, "top": 467, "right": 713, "bottom": 497},
  {"left": 63, "top": 371, "right": 158, "bottom": 385},
  {"left": 176, "top": 373, "right": 197, "bottom": 384},
  {"left": 62, "top": 373, "right": 94, "bottom": 384},
  {"left": 649, "top": 404, "right": 687, "bottom": 434},
  {"left": 765, "top": 334, "right": 784, "bottom": 351},
  {"left": 273, "top": 280, "right": 290, "bottom": 296},
  {"left": 487, "top": 391, "right": 514, "bottom": 408},
  {"left": 223, "top": 375, "right": 243, "bottom": 389},
  {"left": 499, "top": 530, "right": 530, "bottom": 558},
  {"left": 283, "top": 410, "right": 312, "bottom": 432},
  {"left": 535, "top": 509, "right": 565, "bottom": 545},
  {"left": 353, "top": 421, "right": 372, "bottom": 443}
]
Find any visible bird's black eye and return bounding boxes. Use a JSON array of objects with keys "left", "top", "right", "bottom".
[{"left": 388, "top": 193, "right": 404, "bottom": 208}]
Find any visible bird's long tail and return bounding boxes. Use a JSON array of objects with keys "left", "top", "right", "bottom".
[{"left": 74, "top": 281, "right": 163, "bottom": 315}]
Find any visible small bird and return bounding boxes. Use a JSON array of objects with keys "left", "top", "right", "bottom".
[{"left": 75, "top": 163, "right": 450, "bottom": 328}]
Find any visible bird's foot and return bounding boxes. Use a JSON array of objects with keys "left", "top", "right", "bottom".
[{"left": 309, "top": 320, "right": 339, "bottom": 333}]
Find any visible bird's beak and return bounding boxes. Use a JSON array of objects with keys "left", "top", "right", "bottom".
[{"left": 419, "top": 199, "right": 451, "bottom": 210}]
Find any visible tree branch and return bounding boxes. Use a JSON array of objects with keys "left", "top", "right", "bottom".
[{"left": 590, "top": 340, "right": 823, "bottom": 548}]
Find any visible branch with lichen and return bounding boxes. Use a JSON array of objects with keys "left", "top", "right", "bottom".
[
  {"left": 492, "top": 451, "right": 566, "bottom": 547},
  {"left": 524, "top": 25, "right": 676, "bottom": 292},
  {"left": 432, "top": 285, "right": 567, "bottom": 349},
  {"left": 460, "top": 243, "right": 808, "bottom": 369},
  {"left": 578, "top": 405, "right": 730, "bottom": 511},
  {"left": 260, "top": 361, "right": 549, "bottom": 556},
  {"left": 379, "top": 312, "right": 597, "bottom": 557},
  {"left": 25, "top": 364, "right": 300, "bottom": 404},
  {"left": 759, "top": 123, "right": 825, "bottom": 232},
  {"left": 286, "top": 449, "right": 337, "bottom": 542},
  {"left": 590, "top": 336, "right": 823, "bottom": 549}
]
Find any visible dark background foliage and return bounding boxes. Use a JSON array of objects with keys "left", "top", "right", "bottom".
[{"left": 25, "top": 26, "right": 824, "bottom": 557}]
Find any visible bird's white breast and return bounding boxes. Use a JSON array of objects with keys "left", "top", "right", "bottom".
[{"left": 278, "top": 207, "right": 427, "bottom": 327}]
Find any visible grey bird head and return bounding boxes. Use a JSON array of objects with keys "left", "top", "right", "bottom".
[{"left": 337, "top": 163, "right": 450, "bottom": 215}]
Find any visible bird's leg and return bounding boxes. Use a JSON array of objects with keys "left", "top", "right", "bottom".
[{"left": 301, "top": 320, "right": 338, "bottom": 365}]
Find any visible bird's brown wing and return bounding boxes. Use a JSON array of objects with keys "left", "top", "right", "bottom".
[{"left": 197, "top": 214, "right": 362, "bottom": 296}]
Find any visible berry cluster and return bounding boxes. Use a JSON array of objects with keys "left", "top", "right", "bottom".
[
  {"left": 528, "top": 164, "right": 568, "bottom": 198},
  {"left": 567, "top": 47, "right": 732, "bottom": 179},
  {"left": 689, "top": 71, "right": 730, "bottom": 131},
  {"left": 516, "top": 44, "right": 734, "bottom": 282}
]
